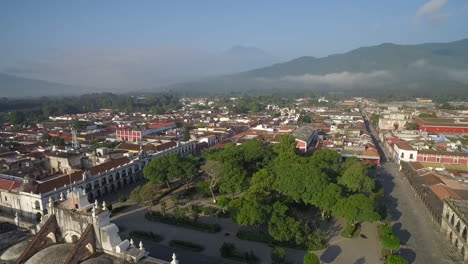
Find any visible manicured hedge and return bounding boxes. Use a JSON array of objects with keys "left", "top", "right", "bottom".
[
  {"left": 219, "top": 242, "right": 259, "bottom": 264},
  {"left": 236, "top": 230, "right": 312, "bottom": 250},
  {"left": 129, "top": 230, "right": 163, "bottom": 243},
  {"left": 169, "top": 240, "right": 204, "bottom": 252},
  {"left": 145, "top": 211, "right": 221, "bottom": 233}
]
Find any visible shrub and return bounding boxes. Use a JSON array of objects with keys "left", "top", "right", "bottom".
[
  {"left": 271, "top": 247, "right": 286, "bottom": 264},
  {"left": 169, "top": 240, "right": 204, "bottom": 252},
  {"left": 303, "top": 252, "right": 320, "bottom": 264},
  {"left": 196, "top": 181, "right": 211, "bottom": 197},
  {"left": 379, "top": 224, "right": 400, "bottom": 252},
  {"left": 236, "top": 230, "right": 308, "bottom": 250},
  {"left": 220, "top": 242, "right": 235, "bottom": 257},
  {"left": 386, "top": 255, "right": 409, "bottom": 264},
  {"left": 219, "top": 242, "right": 259, "bottom": 264},
  {"left": 341, "top": 222, "right": 359, "bottom": 238},
  {"left": 145, "top": 212, "right": 221, "bottom": 233},
  {"left": 381, "top": 234, "right": 400, "bottom": 251},
  {"left": 119, "top": 196, "right": 127, "bottom": 203},
  {"left": 130, "top": 183, "right": 160, "bottom": 204},
  {"left": 110, "top": 205, "right": 130, "bottom": 216},
  {"left": 129, "top": 230, "right": 163, "bottom": 243}
]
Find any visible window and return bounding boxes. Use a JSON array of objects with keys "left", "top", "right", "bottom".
[
  {"left": 4, "top": 196, "right": 7, "bottom": 201},
  {"left": 423, "top": 156, "right": 427, "bottom": 162},
  {"left": 454, "top": 158, "right": 459, "bottom": 164},
  {"left": 410, "top": 154, "right": 414, "bottom": 160},
  {"left": 401, "top": 153, "right": 404, "bottom": 159},
  {"left": 436, "top": 157, "right": 440, "bottom": 162}
]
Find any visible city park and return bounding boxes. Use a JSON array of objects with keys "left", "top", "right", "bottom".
[{"left": 112, "top": 135, "right": 407, "bottom": 264}]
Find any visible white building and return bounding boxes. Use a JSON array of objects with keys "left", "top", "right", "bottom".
[
  {"left": 393, "top": 141, "right": 417, "bottom": 163},
  {"left": 0, "top": 141, "right": 196, "bottom": 222}
]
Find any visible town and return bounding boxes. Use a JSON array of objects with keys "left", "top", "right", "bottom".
[{"left": 0, "top": 95, "right": 467, "bottom": 264}]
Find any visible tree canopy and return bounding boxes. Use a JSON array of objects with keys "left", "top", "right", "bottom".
[
  {"left": 334, "top": 194, "right": 380, "bottom": 224},
  {"left": 143, "top": 153, "right": 199, "bottom": 188}
]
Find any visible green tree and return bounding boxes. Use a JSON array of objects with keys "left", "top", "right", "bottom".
[
  {"left": 143, "top": 154, "right": 180, "bottom": 188},
  {"left": 9, "top": 111, "right": 25, "bottom": 125},
  {"left": 180, "top": 155, "right": 200, "bottom": 188},
  {"left": 371, "top": 113, "right": 381, "bottom": 127},
  {"left": 298, "top": 113, "right": 312, "bottom": 124},
  {"left": 386, "top": 255, "right": 408, "bottom": 264},
  {"left": 381, "top": 234, "right": 401, "bottom": 252},
  {"left": 338, "top": 162, "right": 375, "bottom": 193},
  {"left": 404, "top": 122, "right": 419, "bottom": 130},
  {"left": 271, "top": 247, "right": 286, "bottom": 264},
  {"left": 201, "top": 160, "right": 224, "bottom": 202},
  {"left": 310, "top": 149, "right": 341, "bottom": 180},
  {"left": 229, "top": 188, "right": 271, "bottom": 227},
  {"left": 315, "top": 183, "right": 343, "bottom": 218},
  {"left": 274, "top": 135, "right": 297, "bottom": 155},
  {"left": 49, "top": 137, "right": 66, "bottom": 146},
  {"left": 251, "top": 168, "right": 276, "bottom": 191},
  {"left": 268, "top": 202, "right": 302, "bottom": 242},
  {"left": 303, "top": 252, "right": 320, "bottom": 264},
  {"left": 130, "top": 183, "right": 159, "bottom": 203},
  {"left": 334, "top": 194, "right": 380, "bottom": 225},
  {"left": 380, "top": 225, "right": 401, "bottom": 253},
  {"left": 219, "top": 163, "right": 248, "bottom": 195},
  {"left": 217, "top": 195, "right": 230, "bottom": 214},
  {"left": 183, "top": 126, "right": 191, "bottom": 141}
]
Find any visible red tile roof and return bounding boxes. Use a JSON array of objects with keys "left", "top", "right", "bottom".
[
  {"left": 395, "top": 141, "right": 414, "bottom": 151},
  {"left": 430, "top": 184, "right": 463, "bottom": 200},
  {"left": 0, "top": 179, "right": 21, "bottom": 191},
  {"left": 88, "top": 157, "right": 131, "bottom": 175},
  {"left": 27, "top": 157, "right": 131, "bottom": 194},
  {"left": 418, "top": 150, "right": 468, "bottom": 157}
]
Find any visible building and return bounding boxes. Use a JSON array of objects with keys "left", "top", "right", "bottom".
[
  {"left": 417, "top": 150, "right": 468, "bottom": 166},
  {"left": 441, "top": 199, "right": 468, "bottom": 261},
  {"left": 393, "top": 141, "right": 417, "bottom": 163},
  {"left": 378, "top": 112, "right": 412, "bottom": 131},
  {"left": 0, "top": 141, "right": 196, "bottom": 222},
  {"left": 292, "top": 126, "right": 317, "bottom": 152},
  {"left": 414, "top": 117, "right": 468, "bottom": 134},
  {"left": 116, "top": 122, "right": 177, "bottom": 142},
  {"left": 3, "top": 189, "right": 179, "bottom": 263}
]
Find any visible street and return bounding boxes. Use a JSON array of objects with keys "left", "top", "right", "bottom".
[{"left": 364, "top": 116, "right": 462, "bottom": 264}]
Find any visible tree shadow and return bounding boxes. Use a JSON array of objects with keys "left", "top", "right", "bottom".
[
  {"left": 374, "top": 166, "right": 402, "bottom": 222},
  {"left": 320, "top": 245, "right": 342, "bottom": 263},
  {"left": 392, "top": 222, "right": 411, "bottom": 245},
  {"left": 353, "top": 257, "right": 366, "bottom": 264},
  {"left": 399, "top": 248, "right": 417, "bottom": 264},
  {"left": 322, "top": 218, "right": 342, "bottom": 241}
]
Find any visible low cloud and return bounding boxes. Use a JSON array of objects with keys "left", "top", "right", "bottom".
[
  {"left": 280, "top": 71, "right": 393, "bottom": 88},
  {"left": 2, "top": 46, "right": 280, "bottom": 91},
  {"left": 409, "top": 59, "right": 468, "bottom": 84},
  {"left": 416, "top": 0, "right": 450, "bottom": 22}
]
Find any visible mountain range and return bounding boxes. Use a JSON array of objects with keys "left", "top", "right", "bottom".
[
  {"left": 1, "top": 39, "right": 468, "bottom": 98},
  {"left": 0, "top": 72, "right": 94, "bottom": 98},
  {"left": 165, "top": 38, "right": 468, "bottom": 98}
]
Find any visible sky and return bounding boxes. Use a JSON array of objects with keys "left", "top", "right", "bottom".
[{"left": 0, "top": 0, "right": 467, "bottom": 89}]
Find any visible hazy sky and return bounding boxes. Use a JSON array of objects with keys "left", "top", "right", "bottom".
[{"left": 1, "top": 0, "right": 467, "bottom": 88}]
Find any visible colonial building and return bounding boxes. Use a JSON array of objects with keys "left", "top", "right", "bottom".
[
  {"left": 415, "top": 117, "right": 468, "bottom": 134},
  {"left": 1, "top": 189, "right": 179, "bottom": 263},
  {"left": 116, "top": 121, "right": 176, "bottom": 142},
  {"left": 378, "top": 112, "right": 412, "bottom": 131},
  {"left": 417, "top": 150, "right": 468, "bottom": 166},
  {"left": 0, "top": 140, "right": 196, "bottom": 222},
  {"left": 441, "top": 199, "right": 468, "bottom": 261},
  {"left": 393, "top": 142, "right": 418, "bottom": 163}
]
